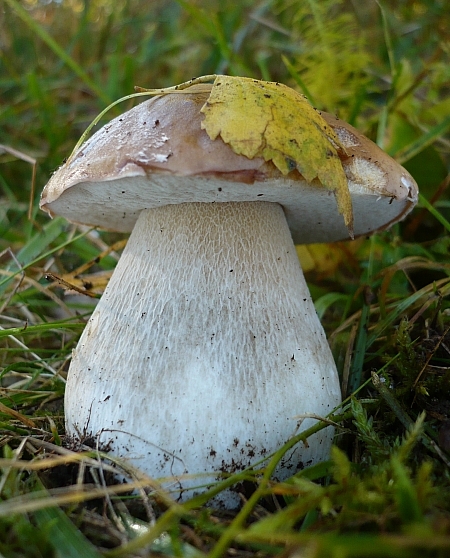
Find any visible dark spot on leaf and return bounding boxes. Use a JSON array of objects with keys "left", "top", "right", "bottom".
[{"left": 286, "top": 158, "right": 297, "bottom": 171}]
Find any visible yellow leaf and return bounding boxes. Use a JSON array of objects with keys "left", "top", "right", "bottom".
[
  {"left": 296, "top": 240, "right": 363, "bottom": 277},
  {"left": 201, "top": 76, "right": 353, "bottom": 235}
]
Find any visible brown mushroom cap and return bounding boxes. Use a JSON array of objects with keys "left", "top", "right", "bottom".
[{"left": 40, "top": 85, "right": 418, "bottom": 244}]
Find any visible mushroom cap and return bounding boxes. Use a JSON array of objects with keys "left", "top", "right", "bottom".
[{"left": 40, "top": 84, "right": 418, "bottom": 244}]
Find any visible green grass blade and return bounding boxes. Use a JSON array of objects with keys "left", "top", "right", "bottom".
[
  {"left": 0, "top": 321, "right": 83, "bottom": 340},
  {"left": 281, "top": 55, "right": 316, "bottom": 104},
  {"left": 366, "top": 278, "right": 450, "bottom": 350},
  {"left": 418, "top": 193, "right": 450, "bottom": 233},
  {"left": 393, "top": 114, "right": 450, "bottom": 164},
  {"left": 0, "top": 224, "right": 91, "bottom": 291},
  {"left": 3, "top": 0, "right": 111, "bottom": 105},
  {"left": 33, "top": 506, "right": 102, "bottom": 558},
  {"left": 0, "top": 217, "right": 68, "bottom": 294},
  {"left": 348, "top": 235, "right": 376, "bottom": 394},
  {"left": 314, "top": 292, "right": 349, "bottom": 320},
  {"left": 32, "top": 479, "right": 102, "bottom": 558},
  {"left": 15, "top": 218, "right": 67, "bottom": 267}
]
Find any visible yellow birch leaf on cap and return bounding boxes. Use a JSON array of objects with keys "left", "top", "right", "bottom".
[{"left": 201, "top": 75, "right": 354, "bottom": 236}]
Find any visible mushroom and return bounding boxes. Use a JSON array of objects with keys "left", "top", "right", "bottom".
[{"left": 40, "top": 82, "right": 418, "bottom": 507}]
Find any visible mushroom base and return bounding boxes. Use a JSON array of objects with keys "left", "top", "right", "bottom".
[{"left": 65, "top": 201, "right": 341, "bottom": 508}]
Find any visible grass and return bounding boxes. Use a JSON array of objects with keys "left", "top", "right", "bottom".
[{"left": 1, "top": 0, "right": 450, "bottom": 556}]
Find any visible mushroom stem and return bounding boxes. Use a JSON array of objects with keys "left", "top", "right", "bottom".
[{"left": 65, "top": 201, "right": 341, "bottom": 506}]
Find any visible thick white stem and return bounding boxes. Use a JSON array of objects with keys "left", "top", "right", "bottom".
[{"left": 65, "top": 201, "right": 341, "bottom": 506}]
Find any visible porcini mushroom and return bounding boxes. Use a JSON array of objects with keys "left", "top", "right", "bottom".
[{"left": 41, "top": 80, "right": 418, "bottom": 508}]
